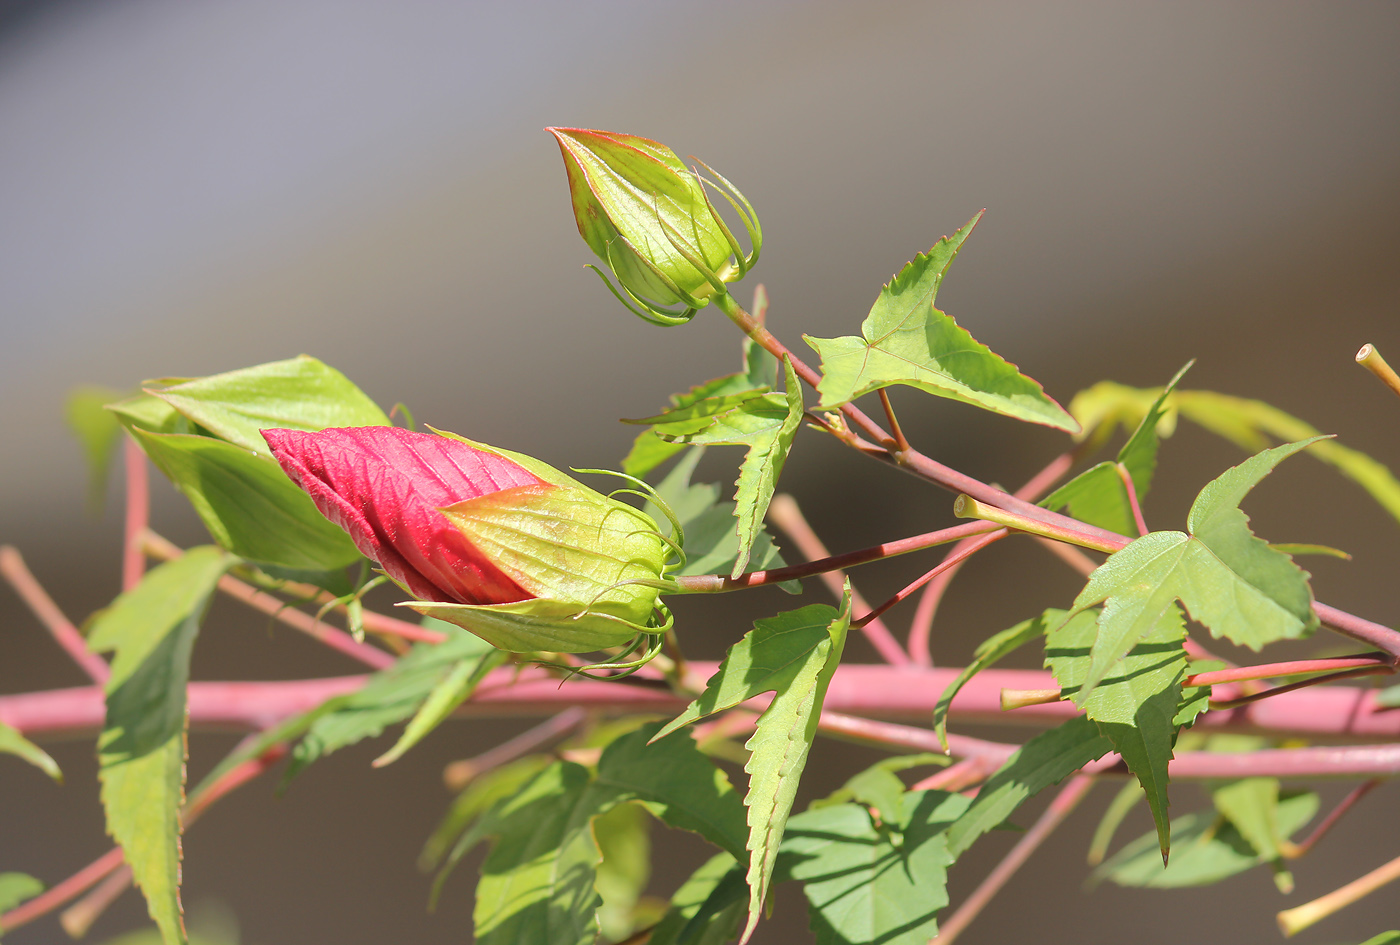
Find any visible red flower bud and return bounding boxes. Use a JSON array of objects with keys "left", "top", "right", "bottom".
[{"left": 261, "top": 426, "right": 544, "bottom": 605}]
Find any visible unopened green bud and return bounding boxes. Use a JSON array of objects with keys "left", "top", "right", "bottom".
[{"left": 547, "top": 127, "right": 760, "bottom": 326}]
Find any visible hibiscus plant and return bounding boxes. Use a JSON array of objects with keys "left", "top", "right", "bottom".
[{"left": 2, "top": 127, "right": 1399, "bottom": 945}]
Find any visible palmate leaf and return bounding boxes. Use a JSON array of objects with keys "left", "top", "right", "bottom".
[
  {"left": 946, "top": 715, "right": 1112, "bottom": 858},
  {"left": 88, "top": 547, "right": 231, "bottom": 945},
  {"left": 645, "top": 448, "right": 790, "bottom": 585},
  {"left": 463, "top": 725, "right": 746, "bottom": 945},
  {"left": 804, "top": 212, "right": 1077, "bottom": 432},
  {"left": 622, "top": 328, "right": 777, "bottom": 478},
  {"left": 147, "top": 355, "right": 390, "bottom": 457},
  {"left": 1066, "top": 438, "right": 1322, "bottom": 702},
  {"left": 372, "top": 646, "right": 508, "bottom": 767},
  {"left": 653, "top": 594, "right": 852, "bottom": 943},
  {"left": 1091, "top": 791, "right": 1318, "bottom": 889},
  {"left": 0, "top": 720, "right": 61, "bottom": 782},
  {"left": 933, "top": 609, "right": 1062, "bottom": 750},
  {"left": 283, "top": 623, "right": 496, "bottom": 782},
  {"left": 646, "top": 852, "right": 746, "bottom": 945},
  {"left": 634, "top": 359, "right": 803, "bottom": 578},
  {"left": 1046, "top": 605, "right": 1186, "bottom": 860},
  {"left": 778, "top": 790, "right": 970, "bottom": 945},
  {"left": 127, "top": 427, "right": 363, "bottom": 571},
  {"left": 809, "top": 754, "right": 950, "bottom": 823},
  {"left": 1042, "top": 362, "right": 1190, "bottom": 536}
]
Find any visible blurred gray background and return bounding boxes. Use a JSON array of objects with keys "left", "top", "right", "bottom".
[{"left": 2, "top": 1, "right": 1399, "bottom": 942}]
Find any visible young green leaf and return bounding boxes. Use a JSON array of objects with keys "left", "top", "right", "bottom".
[
  {"left": 128, "top": 428, "right": 363, "bottom": 571},
  {"left": 644, "top": 448, "right": 789, "bottom": 583},
  {"left": 593, "top": 802, "right": 653, "bottom": 942},
  {"left": 933, "top": 609, "right": 1062, "bottom": 750},
  {"left": 1091, "top": 791, "right": 1318, "bottom": 889},
  {"left": 66, "top": 385, "right": 127, "bottom": 511},
  {"left": 804, "top": 212, "right": 1077, "bottom": 432},
  {"left": 779, "top": 790, "right": 970, "bottom": 945},
  {"left": 1047, "top": 604, "right": 1186, "bottom": 860},
  {"left": 0, "top": 720, "right": 62, "bottom": 782},
  {"left": 646, "top": 853, "right": 746, "bottom": 945},
  {"left": 639, "top": 359, "right": 803, "bottom": 578},
  {"left": 88, "top": 547, "right": 230, "bottom": 945},
  {"left": 372, "top": 646, "right": 507, "bottom": 767},
  {"left": 1212, "top": 778, "right": 1285, "bottom": 871},
  {"left": 149, "top": 355, "right": 389, "bottom": 456},
  {"left": 0, "top": 872, "right": 44, "bottom": 914},
  {"left": 284, "top": 624, "right": 496, "bottom": 781},
  {"left": 653, "top": 595, "right": 851, "bottom": 943},
  {"left": 946, "top": 715, "right": 1112, "bottom": 858},
  {"left": 1358, "top": 933, "right": 1400, "bottom": 945},
  {"left": 1042, "top": 363, "right": 1191, "bottom": 535},
  {"left": 1068, "top": 438, "right": 1323, "bottom": 700}
]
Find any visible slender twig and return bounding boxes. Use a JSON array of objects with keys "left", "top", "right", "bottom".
[
  {"left": 1209, "top": 665, "right": 1395, "bottom": 710},
  {"left": 909, "top": 452, "right": 1080, "bottom": 665},
  {"left": 877, "top": 389, "right": 909, "bottom": 452},
  {"left": 1187, "top": 654, "right": 1393, "bottom": 688},
  {"left": 934, "top": 775, "right": 1096, "bottom": 944},
  {"left": 140, "top": 532, "right": 393, "bottom": 670},
  {"left": 1277, "top": 850, "right": 1400, "bottom": 936},
  {"left": 954, "top": 495, "right": 1122, "bottom": 553},
  {"left": 121, "top": 437, "right": 148, "bottom": 592},
  {"left": 0, "top": 546, "right": 110, "bottom": 684},
  {"left": 766, "top": 494, "right": 907, "bottom": 665},
  {"left": 673, "top": 520, "right": 999, "bottom": 592},
  {"left": 442, "top": 707, "right": 587, "bottom": 790},
  {"left": 1114, "top": 462, "right": 1149, "bottom": 536},
  {"left": 1314, "top": 603, "right": 1400, "bottom": 662},
  {"left": 1281, "top": 779, "right": 1379, "bottom": 859},
  {"left": 906, "top": 531, "right": 1003, "bottom": 666},
  {"left": 911, "top": 756, "right": 999, "bottom": 793},
  {"left": 854, "top": 530, "right": 1008, "bottom": 629},
  {"left": 1356, "top": 344, "right": 1400, "bottom": 400},
  {"left": 60, "top": 865, "right": 131, "bottom": 938}
]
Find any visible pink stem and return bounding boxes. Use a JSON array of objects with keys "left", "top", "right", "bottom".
[
  {"left": 443, "top": 707, "right": 587, "bottom": 790},
  {"left": 673, "top": 521, "right": 999, "bottom": 592},
  {"left": 905, "top": 531, "right": 1003, "bottom": 663},
  {"left": 1315, "top": 602, "right": 1400, "bottom": 661},
  {"left": 1208, "top": 666, "right": 1395, "bottom": 710},
  {"left": 0, "top": 847, "right": 126, "bottom": 933},
  {"left": 0, "top": 546, "right": 110, "bottom": 684},
  {"left": 854, "top": 530, "right": 1008, "bottom": 629},
  {"left": 60, "top": 865, "right": 131, "bottom": 938},
  {"left": 1285, "top": 779, "right": 1379, "bottom": 859},
  {"left": 934, "top": 775, "right": 1096, "bottom": 943},
  {"left": 1114, "top": 462, "right": 1150, "bottom": 537},
  {"left": 765, "top": 495, "right": 907, "bottom": 665},
  {"left": 121, "top": 437, "right": 148, "bottom": 592},
  {"left": 1187, "top": 654, "right": 1394, "bottom": 687}
]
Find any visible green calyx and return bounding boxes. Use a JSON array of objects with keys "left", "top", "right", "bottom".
[{"left": 549, "top": 127, "right": 760, "bottom": 326}]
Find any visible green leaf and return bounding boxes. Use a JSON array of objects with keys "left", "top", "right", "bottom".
[
  {"left": 645, "top": 448, "right": 789, "bottom": 585},
  {"left": 947, "top": 715, "right": 1112, "bottom": 858},
  {"left": 108, "top": 393, "right": 187, "bottom": 436},
  {"left": 1068, "top": 439, "right": 1322, "bottom": 700},
  {"left": 1269, "top": 542, "right": 1351, "bottom": 560},
  {"left": 593, "top": 802, "right": 652, "bottom": 942},
  {"left": 0, "top": 720, "right": 61, "bottom": 782},
  {"left": 1087, "top": 781, "right": 1144, "bottom": 866},
  {"left": 643, "top": 360, "right": 803, "bottom": 578},
  {"left": 653, "top": 595, "right": 852, "bottom": 943},
  {"left": 933, "top": 609, "right": 1061, "bottom": 750},
  {"left": 66, "top": 385, "right": 127, "bottom": 510},
  {"left": 149, "top": 355, "right": 389, "bottom": 456},
  {"left": 804, "top": 213, "right": 1077, "bottom": 432},
  {"left": 646, "top": 853, "right": 746, "bottom": 945},
  {"left": 284, "top": 624, "right": 495, "bottom": 781},
  {"left": 779, "top": 790, "right": 970, "bottom": 945},
  {"left": 127, "top": 427, "right": 363, "bottom": 571},
  {"left": 1041, "top": 363, "right": 1192, "bottom": 535},
  {"left": 372, "top": 646, "right": 507, "bottom": 767},
  {"left": 1359, "top": 933, "right": 1400, "bottom": 945},
  {"left": 0, "top": 872, "right": 44, "bottom": 914},
  {"left": 1047, "top": 605, "right": 1185, "bottom": 860},
  {"left": 472, "top": 761, "right": 611, "bottom": 945},
  {"left": 1212, "top": 777, "right": 1283, "bottom": 861},
  {"left": 88, "top": 547, "right": 230, "bottom": 945},
  {"left": 1091, "top": 791, "right": 1318, "bottom": 889},
  {"left": 622, "top": 330, "right": 777, "bottom": 479},
  {"left": 594, "top": 725, "right": 749, "bottom": 862}
]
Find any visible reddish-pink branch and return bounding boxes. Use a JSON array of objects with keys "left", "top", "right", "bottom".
[
  {"left": 854, "top": 530, "right": 1008, "bottom": 629},
  {"left": 1187, "top": 654, "right": 1395, "bottom": 688},
  {"left": 906, "top": 530, "right": 1004, "bottom": 664},
  {"left": 935, "top": 774, "right": 1096, "bottom": 944},
  {"left": 121, "top": 437, "right": 148, "bottom": 592},
  {"left": 0, "top": 546, "right": 111, "bottom": 684}
]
